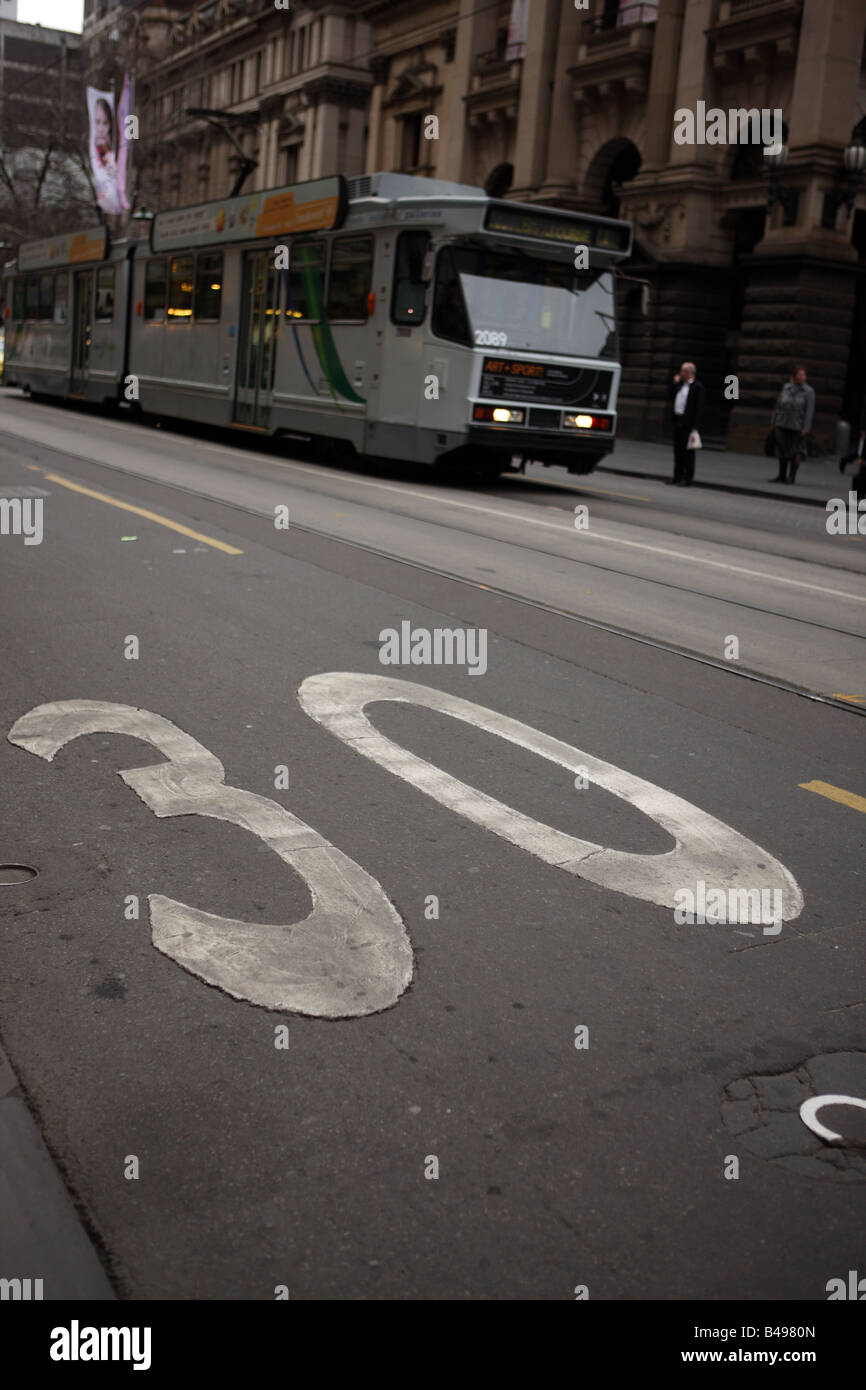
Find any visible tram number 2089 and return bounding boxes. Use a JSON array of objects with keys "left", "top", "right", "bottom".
[{"left": 474, "top": 330, "right": 508, "bottom": 347}]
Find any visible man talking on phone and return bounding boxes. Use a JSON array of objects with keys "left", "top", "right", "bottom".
[{"left": 667, "top": 361, "right": 705, "bottom": 487}]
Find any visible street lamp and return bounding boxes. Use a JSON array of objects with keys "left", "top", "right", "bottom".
[
  {"left": 763, "top": 141, "right": 797, "bottom": 224},
  {"left": 821, "top": 133, "right": 866, "bottom": 227}
]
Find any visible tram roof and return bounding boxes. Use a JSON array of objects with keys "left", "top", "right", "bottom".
[
  {"left": 346, "top": 173, "right": 488, "bottom": 203},
  {"left": 345, "top": 173, "right": 633, "bottom": 256},
  {"left": 8, "top": 173, "right": 632, "bottom": 270}
]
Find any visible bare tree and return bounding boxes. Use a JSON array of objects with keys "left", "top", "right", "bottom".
[{"left": 0, "top": 33, "right": 97, "bottom": 243}]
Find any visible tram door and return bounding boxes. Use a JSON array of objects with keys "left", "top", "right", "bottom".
[
  {"left": 234, "top": 250, "right": 279, "bottom": 427},
  {"left": 70, "top": 270, "right": 93, "bottom": 394}
]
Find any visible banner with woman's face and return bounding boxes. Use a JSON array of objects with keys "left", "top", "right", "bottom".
[{"left": 87, "top": 85, "right": 126, "bottom": 216}]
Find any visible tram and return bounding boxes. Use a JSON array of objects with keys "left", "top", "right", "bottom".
[{"left": 1, "top": 173, "right": 633, "bottom": 476}]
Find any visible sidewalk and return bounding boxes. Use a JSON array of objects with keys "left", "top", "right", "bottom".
[{"left": 601, "top": 438, "right": 852, "bottom": 507}]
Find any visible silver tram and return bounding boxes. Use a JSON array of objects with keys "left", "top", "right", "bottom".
[{"left": 1, "top": 173, "right": 633, "bottom": 477}]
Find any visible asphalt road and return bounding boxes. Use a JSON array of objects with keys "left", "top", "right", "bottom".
[{"left": 0, "top": 392, "right": 864, "bottom": 1300}]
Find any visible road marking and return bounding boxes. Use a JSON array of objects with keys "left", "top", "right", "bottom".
[
  {"left": 831, "top": 693, "right": 865, "bottom": 704},
  {"left": 260, "top": 460, "right": 865, "bottom": 602},
  {"left": 40, "top": 470, "right": 244, "bottom": 554},
  {"left": 5, "top": 412, "right": 862, "bottom": 599},
  {"left": 800, "top": 1094, "right": 866, "bottom": 1143},
  {"left": 8, "top": 700, "right": 411, "bottom": 1018},
  {"left": 799, "top": 779, "right": 866, "bottom": 814},
  {"left": 572, "top": 484, "right": 650, "bottom": 501},
  {"left": 299, "top": 672, "right": 803, "bottom": 922},
  {"left": 519, "top": 476, "right": 651, "bottom": 503}
]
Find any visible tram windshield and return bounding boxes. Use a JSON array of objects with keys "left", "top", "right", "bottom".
[{"left": 432, "top": 244, "right": 618, "bottom": 359}]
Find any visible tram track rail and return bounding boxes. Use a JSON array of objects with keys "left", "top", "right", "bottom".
[{"left": 3, "top": 419, "right": 862, "bottom": 718}]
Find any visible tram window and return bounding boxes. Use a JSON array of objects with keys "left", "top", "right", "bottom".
[
  {"left": 95, "top": 266, "right": 115, "bottom": 322},
  {"left": 431, "top": 248, "right": 471, "bottom": 346},
  {"left": 54, "top": 272, "right": 68, "bottom": 324},
  {"left": 145, "top": 260, "right": 168, "bottom": 322},
  {"left": 194, "top": 252, "right": 223, "bottom": 321},
  {"left": 285, "top": 241, "right": 324, "bottom": 321},
  {"left": 24, "top": 276, "right": 39, "bottom": 321},
  {"left": 326, "top": 236, "right": 374, "bottom": 321},
  {"left": 38, "top": 273, "right": 54, "bottom": 321},
  {"left": 12, "top": 276, "right": 24, "bottom": 321},
  {"left": 391, "top": 230, "right": 430, "bottom": 325},
  {"left": 168, "top": 255, "right": 194, "bottom": 320}
]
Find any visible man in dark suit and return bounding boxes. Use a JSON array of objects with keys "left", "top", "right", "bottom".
[{"left": 667, "top": 362, "right": 706, "bottom": 486}]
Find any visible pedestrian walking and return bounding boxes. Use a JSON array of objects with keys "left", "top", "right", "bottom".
[
  {"left": 839, "top": 389, "right": 866, "bottom": 474},
  {"left": 770, "top": 365, "right": 814, "bottom": 484},
  {"left": 667, "top": 361, "right": 705, "bottom": 486}
]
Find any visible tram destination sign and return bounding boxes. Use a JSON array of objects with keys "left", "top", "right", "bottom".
[
  {"left": 152, "top": 175, "right": 348, "bottom": 254},
  {"left": 484, "top": 204, "right": 631, "bottom": 254},
  {"left": 480, "top": 357, "right": 613, "bottom": 408},
  {"left": 18, "top": 228, "right": 109, "bottom": 272}
]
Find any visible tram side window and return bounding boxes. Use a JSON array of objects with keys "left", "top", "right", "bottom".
[
  {"left": 168, "top": 255, "right": 194, "bottom": 320},
  {"left": 326, "top": 236, "right": 374, "bottom": 322},
  {"left": 285, "top": 241, "right": 324, "bottom": 321},
  {"left": 194, "top": 252, "right": 223, "bottom": 321},
  {"left": 54, "top": 273, "right": 68, "bottom": 324},
  {"left": 38, "top": 273, "right": 54, "bottom": 321},
  {"left": 145, "top": 260, "right": 168, "bottom": 322},
  {"left": 25, "top": 275, "right": 39, "bottom": 321},
  {"left": 95, "top": 266, "right": 115, "bottom": 322},
  {"left": 431, "top": 247, "right": 471, "bottom": 346},
  {"left": 391, "top": 230, "right": 430, "bottom": 326},
  {"left": 13, "top": 276, "right": 24, "bottom": 321}
]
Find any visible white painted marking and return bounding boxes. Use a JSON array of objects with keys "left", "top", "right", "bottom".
[
  {"left": 298, "top": 673, "right": 803, "bottom": 920},
  {"left": 799, "top": 1094, "right": 866, "bottom": 1143},
  {"left": 8, "top": 701, "right": 412, "bottom": 1018},
  {"left": 256, "top": 460, "right": 865, "bottom": 602},
  {"left": 4, "top": 407, "right": 861, "bottom": 601}
]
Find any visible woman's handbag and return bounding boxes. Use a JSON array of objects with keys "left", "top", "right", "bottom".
[{"left": 764, "top": 428, "right": 777, "bottom": 457}]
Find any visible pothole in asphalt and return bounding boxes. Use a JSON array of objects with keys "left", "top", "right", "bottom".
[
  {"left": 0, "top": 864, "right": 38, "bottom": 885},
  {"left": 721, "top": 1051, "right": 866, "bottom": 1181}
]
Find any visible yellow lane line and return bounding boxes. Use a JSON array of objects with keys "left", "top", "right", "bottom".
[
  {"left": 831, "top": 693, "right": 865, "bottom": 704},
  {"left": 561, "top": 483, "right": 651, "bottom": 502},
  {"left": 799, "top": 780, "right": 866, "bottom": 814},
  {"left": 40, "top": 471, "right": 243, "bottom": 554},
  {"left": 516, "top": 475, "right": 650, "bottom": 503}
]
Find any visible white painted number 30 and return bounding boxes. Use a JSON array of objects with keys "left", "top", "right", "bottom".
[
  {"left": 9, "top": 675, "right": 802, "bottom": 1018},
  {"left": 9, "top": 698, "right": 411, "bottom": 1019}
]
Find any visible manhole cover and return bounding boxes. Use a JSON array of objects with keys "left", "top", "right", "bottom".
[{"left": 0, "top": 864, "right": 38, "bottom": 885}]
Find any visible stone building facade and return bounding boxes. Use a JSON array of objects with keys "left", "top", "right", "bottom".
[
  {"left": 82, "top": 0, "right": 370, "bottom": 212},
  {"left": 83, "top": 0, "right": 866, "bottom": 452}
]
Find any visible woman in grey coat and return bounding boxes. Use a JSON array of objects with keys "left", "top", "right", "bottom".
[{"left": 770, "top": 365, "right": 815, "bottom": 484}]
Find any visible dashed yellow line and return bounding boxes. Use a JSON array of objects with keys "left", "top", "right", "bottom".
[
  {"left": 568, "top": 483, "right": 651, "bottom": 502},
  {"left": 516, "top": 474, "right": 650, "bottom": 503},
  {"left": 40, "top": 470, "right": 243, "bottom": 554},
  {"left": 799, "top": 780, "right": 866, "bottom": 814}
]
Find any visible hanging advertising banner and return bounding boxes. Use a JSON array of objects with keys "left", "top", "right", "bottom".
[
  {"left": 505, "top": 0, "right": 528, "bottom": 60},
  {"left": 87, "top": 85, "right": 122, "bottom": 216},
  {"left": 151, "top": 176, "right": 348, "bottom": 253},
  {"left": 18, "top": 228, "right": 109, "bottom": 272},
  {"left": 116, "top": 73, "right": 133, "bottom": 213}
]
